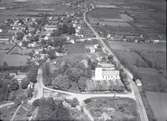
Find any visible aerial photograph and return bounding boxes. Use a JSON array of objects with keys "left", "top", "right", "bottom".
[{"left": 0, "top": 0, "right": 166, "bottom": 121}]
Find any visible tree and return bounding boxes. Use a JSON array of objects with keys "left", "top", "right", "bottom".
[
  {"left": 78, "top": 77, "right": 87, "bottom": 91},
  {"left": 0, "top": 78, "right": 9, "bottom": 101},
  {"left": 53, "top": 37, "right": 66, "bottom": 48},
  {"left": 27, "top": 87, "right": 33, "bottom": 98},
  {"left": 16, "top": 32, "right": 24, "bottom": 41},
  {"left": 108, "top": 55, "right": 114, "bottom": 63},
  {"left": 67, "top": 25, "right": 75, "bottom": 35},
  {"left": 27, "top": 65, "right": 38, "bottom": 84},
  {"left": 36, "top": 98, "right": 74, "bottom": 121},
  {"left": 87, "top": 58, "right": 98, "bottom": 70},
  {"left": 71, "top": 98, "right": 79, "bottom": 107},
  {"left": 49, "top": 102, "right": 72, "bottom": 121},
  {"left": 3, "top": 61, "right": 8, "bottom": 70},
  {"left": 36, "top": 97, "right": 56, "bottom": 120},
  {"left": 51, "top": 30, "right": 61, "bottom": 37},
  {"left": 14, "top": 95, "right": 26, "bottom": 106},
  {"left": 119, "top": 69, "right": 127, "bottom": 81},
  {"left": 21, "top": 79, "right": 30, "bottom": 89},
  {"left": 66, "top": 67, "right": 84, "bottom": 82},
  {"left": 32, "top": 99, "right": 41, "bottom": 107},
  {"left": 9, "top": 79, "right": 19, "bottom": 91},
  {"left": 52, "top": 75, "right": 70, "bottom": 90},
  {"left": 47, "top": 49, "right": 56, "bottom": 60}
]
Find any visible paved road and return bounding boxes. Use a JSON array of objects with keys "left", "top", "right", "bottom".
[{"left": 83, "top": 10, "right": 149, "bottom": 121}]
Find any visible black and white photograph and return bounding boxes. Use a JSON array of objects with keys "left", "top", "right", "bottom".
[{"left": 0, "top": 0, "right": 166, "bottom": 121}]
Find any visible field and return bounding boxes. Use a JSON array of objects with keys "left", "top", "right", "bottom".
[
  {"left": 90, "top": 0, "right": 166, "bottom": 40},
  {"left": 88, "top": 8, "right": 122, "bottom": 19},
  {"left": 107, "top": 40, "right": 166, "bottom": 121},
  {"left": 146, "top": 91, "right": 167, "bottom": 121},
  {"left": 108, "top": 41, "right": 167, "bottom": 92},
  {"left": 85, "top": 97, "right": 139, "bottom": 121}
]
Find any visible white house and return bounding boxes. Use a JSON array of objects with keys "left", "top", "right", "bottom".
[{"left": 95, "top": 67, "right": 120, "bottom": 81}]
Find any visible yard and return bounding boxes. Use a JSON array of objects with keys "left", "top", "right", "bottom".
[{"left": 85, "top": 97, "right": 139, "bottom": 121}]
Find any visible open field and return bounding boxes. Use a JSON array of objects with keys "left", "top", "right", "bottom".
[
  {"left": 107, "top": 40, "right": 166, "bottom": 121},
  {"left": 88, "top": 8, "right": 122, "bottom": 19},
  {"left": 146, "top": 91, "right": 167, "bottom": 121},
  {"left": 108, "top": 41, "right": 167, "bottom": 92},
  {"left": 91, "top": 0, "right": 166, "bottom": 40},
  {"left": 0, "top": 0, "right": 74, "bottom": 22},
  {"left": 85, "top": 97, "right": 139, "bottom": 121}
]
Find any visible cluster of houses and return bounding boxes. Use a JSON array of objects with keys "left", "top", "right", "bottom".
[
  {"left": 86, "top": 54, "right": 125, "bottom": 92},
  {"left": 106, "top": 33, "right": 165, "bottom": 44}
]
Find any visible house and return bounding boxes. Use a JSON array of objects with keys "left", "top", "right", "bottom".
[
  {"left": 9, "top": 72, "right": 26, "bottom": 83},
  {"left": 44, "top": 25, "right": 58, "bottom": 31},
  {"left": 98, "top": 62, "right": 115, "bottom": 68},
  {"left": 135, "top": 79, "right": 142, "bottom": 87},
  {"left": 135, "top": 79, "right": 142, "bottom": 91},
  {"left": 95, "top": 67, "right": 120, "bottom": 81},
  {"left": 85, "top": 44, "right": 99, "bottom": 53},
  {"left": 0, "top": 37, "right": 9, "bottom": 44},
  {"left": 86, "top": 46, "right": 95, "bottom": 53}
]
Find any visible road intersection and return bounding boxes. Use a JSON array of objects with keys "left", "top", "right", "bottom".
[{"left": 29, "top": 9, "right": 149, "bottom": 121}]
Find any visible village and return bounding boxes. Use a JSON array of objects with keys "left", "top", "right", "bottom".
[{"left": 0, "top": 0, "right": 166, "bottom": 121}]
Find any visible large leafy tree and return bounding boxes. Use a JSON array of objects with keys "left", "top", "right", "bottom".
[
  {"left": 21, "top": 79, "right": 30, "bottom": 89},
  {"left": 78, "top": 77, "right": 87, "bottom": 91},
  {"left": 52, "top": 75, "right": 70, "bottom": 90},
  {"left": 9, "top": 79, "right": 19, "bottom": 91},
  {"left": 36, "top": 98, "right": 74, "bottom": 121},
  {"left": 16, "top": 32, "right": 24, "bottom": 41},
  {"left": 27, "top": 65, "right": 38, "bottom": 84}
]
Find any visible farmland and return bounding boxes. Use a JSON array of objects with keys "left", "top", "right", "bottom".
[
  {"left": 106, "top": 40, "right": 166, "bottom": 121},
  {"left": 88, "top": 8, "right": 122, "bottom": 19},
  {"left": 108, "top": 41, "right": 166, "bottom": 92},
  {"left": 146, "top": 92, "right": 167, "bottom": 121},
  {"left": 89, "top": 0, "right": 166, "bottom": 40}
]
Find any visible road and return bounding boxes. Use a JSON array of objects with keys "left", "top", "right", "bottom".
[
  {"left": 83, "top": 10, "right": 149, "bottom": 121},
  {"left": 0, "top": 102, "right": 14, "bottom": 109},
  {"left": 30, "top": 9, "right": 148, "bottom": 121},
  {"left": 35, "top": 66, "right": 135, "bottom": 101},
  {"left": 10, "top": 103, "right": 23, "bottom": 121},
  {"left": 31, "top": 65, "right": 135, "bottom": 121}
]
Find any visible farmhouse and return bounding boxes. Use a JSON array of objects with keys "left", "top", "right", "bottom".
[
  {"left": 95, "top": 67, "right": 120, "bottom": 81},
  {"left": 44, "top": 24, "right": 58, "bottom": 31}
]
